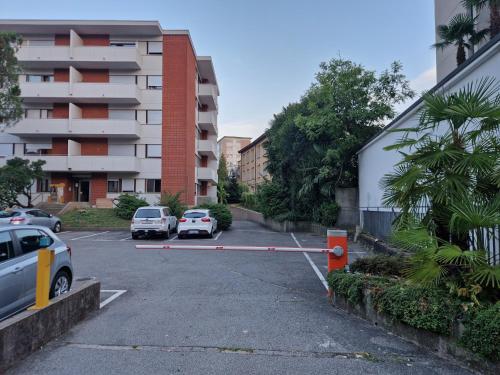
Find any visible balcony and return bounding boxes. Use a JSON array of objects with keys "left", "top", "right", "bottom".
[
  {"left": 68, "top": 156, "right": 139, "bottom": 172},
  {"left": 197, "top": 140, "right": 217, "bottom": 159},
  {"left": 8, "top": 118, "right": 141, "bottom": 139},
  {"left": 23, "top": 155, "right": 69, "bottom": 171},
  {"left": 69, "top": 120, "right": 140, "bottom": 138},
  {"left": 198, "top": 83, "right": 218, "bottom": 110},
  {"left": 17, "top": 46, "right": 141, "bottom": 69},
  {"left": 20, "top": 82, "right": 140, "bottom": 104},
  {"left": 198, "top": 111, "right": 217, "bottom": 133},
  {"left": 197, "top": 167, "right": 218, "bottom": 184}
]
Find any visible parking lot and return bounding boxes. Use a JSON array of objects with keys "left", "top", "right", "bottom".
[{"left": 8, "top": 220, "right": 472, "bottom": 374}]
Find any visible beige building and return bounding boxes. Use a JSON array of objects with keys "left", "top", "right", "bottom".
[
  {"left": 217, "top": 136, "right": 251, "bottom": 177},
  {"left": 238, "top": 133, "right": 270, "bottom": 191}
]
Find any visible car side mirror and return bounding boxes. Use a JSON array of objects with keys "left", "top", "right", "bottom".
[
  {"left": 39, "top": 236, "right": 51, "bottom": 248},
  {"left": 49, "top": 214, "right": 53, "bottom": 218}
]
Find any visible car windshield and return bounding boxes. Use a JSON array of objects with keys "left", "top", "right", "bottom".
[
  {"left": 183, "top": 212, "right": 207, "bottom": 219},
  {"left": 135, "top": 209, "right": 161, "bottom": 218},
  {"left": 0, "top": 211, "right": 20, "bottom": 218}
]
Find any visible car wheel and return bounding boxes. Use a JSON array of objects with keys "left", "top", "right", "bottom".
[
  {"left": 132, "top": 233, "right": 139, "bottom": 240},
  {"left": 164, "top": 227, "right": 170, "bottom": 239},
  {"left": 50, "top": 270, "right": 71, "bottom": 298},
  {"left": 53, "top": 221, "right": 62, "bottom": 233},
  {"left": 208, "top": 227, "right": 214, "bottom": 238}
]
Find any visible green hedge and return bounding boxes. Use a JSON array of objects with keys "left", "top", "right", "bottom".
[
  {"left": 327, "top": 271, "right": 500, "bottom": 361},
  {"left": 350, "top": 255, "right": 406, "bottom": 277},
  {"left": 459, "top": 302, "right": 500, "bottom": 361},
  {"left": 195, "top": 203, "right": 232, "bottom": 230},
  {"left": 114, "top": 194, "right": 148, "bottom": 220}
]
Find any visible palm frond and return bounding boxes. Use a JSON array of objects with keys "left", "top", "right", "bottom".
[
  {"left": 435, "top": 245, "right": 487, "bottom": 267},
  {"left": 469, "top": 265, "right": 500, "bottom": 289}
]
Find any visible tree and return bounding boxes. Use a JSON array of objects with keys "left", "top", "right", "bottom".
[
  {"left": 217, "top": 154, "right": 229, "bottom": 204},
  {"left": 382, "top": 78, "right": 500, "bottom": 248},
  {"left": 0, "top": 157, "right": 46, "bottom": 208},
  {"left": 265, "top": 58, "right": 414, "bottom": 220},
  {"left": 433, "top": 13, "right": 489, "bottom": 66},
  {"left": 0, "top": 32, "right": 23, "bottom": 128},
  {"left": 462, "top": 0, "right": 500, "bottom": 38},
  {"left": 226, "top": 174, "right": 242, "bottom": 203}
]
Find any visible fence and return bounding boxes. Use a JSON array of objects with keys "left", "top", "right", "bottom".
[{"left": 360, "top": 207, "right": 499, "bottom": 265}]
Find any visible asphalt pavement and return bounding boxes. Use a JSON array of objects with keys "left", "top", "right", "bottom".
[{"left": 7, "top": 220, "right": 473, "bottom": 375}]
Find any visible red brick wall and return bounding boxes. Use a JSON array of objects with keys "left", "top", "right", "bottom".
[
  {"left": 162, "top": 34, "right": 197, "bottom": 205},
  {"left": 48, "top": 138, "right": 68, "bottom": 155},
  {"left": 55, "top": 35, "right": 70, "bottom": 46},
  {"left": 200, "top": 181, "right": 208, "bottom": 195},
  {"left": 80, "top": 69, "right": 109, "bottom": 83},
  {"left": 80, "top": 138, "right": 108, "bottom": 155},
  {"left": 81, "top": 35, "right": 109, "bottom": 46},
  {"left": 201, "top": 156, "right": 208, "bottom": 167},
  {"left": 201, "top": 130, "right": 208, "bottom": 140},
  {"left": 90, "top": 173, "right": 107, "bottom": 204},
  {"left": 54, "top": 69, "right": 69, "bottom": 82},
  {"left": 80, "top": 104, "right": 108, "bottom": 119},
  {"left": 53, "top": 103, "right": 69, "bottom": 119}
]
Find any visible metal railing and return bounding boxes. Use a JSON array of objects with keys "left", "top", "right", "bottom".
[{"left": 360, "top": 207, "right": 499, "bottom": 265}]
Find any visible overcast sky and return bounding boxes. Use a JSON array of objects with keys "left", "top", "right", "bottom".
[{"left": 1, "top": 0, "right": 437, "bottom": 140}]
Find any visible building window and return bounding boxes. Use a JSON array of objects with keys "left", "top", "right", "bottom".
[
  {"left": 107, "top": 180, "right": 121, "bottom": 193},
  {"left": 146, "top": 75, "right": 162, "bottom": 90},
  {"left": 109, "top": 75, "right": 137, "bottom": 84},
  {"left": 0, "top": 143, "right": 14, "bottom": 157},
  {"left": 109, "top": 109, "right": 135, "bottom": 120},
  {"left": 146, "top": 110, "right": 162, "bottom": 124},
  {"left": 26, "top": 74, "right": 53, "bottom": 83},
  {"left": 108, "top": 144, "right": 136, "bottom": 157},
  {"left": 146, "top": 144, "right": 161, "bottom": 158},
  {"left": 110, "top": 41, "right": 136, "bottom": 47},
  {"left": 147, "top": 41, "right": 162, "bottom": 55},
  {"left": 37, "top": 178, "right": 50, "bottom": 193},
  {"left": 146, "top": 179, "right": 161, "bottom": 193}
]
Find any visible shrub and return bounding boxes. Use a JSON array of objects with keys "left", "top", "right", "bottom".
[
  {"left": 313, "top": 201, "right": 339, "bottom": 226},
  {"left": 350, "top": 255, "right": 406, "bottom": 277},
  {"left": 114, "top": 194, "right": 148, "bottom": 220},
  {"left": 159, "top": 192, "right": 187, "bottom": 218},
  {"left": 327, "top": 271, "right": 394, "bottom": 305},
  {"left": 196, "top": 203, "right": 232, "bottom": 230},
  {"left": 255, "top": 181, "right": 288, "bottom": 218},
  {"left": 459, "top": 302, "right": 500, "bottom": 361},
  {"left": 373, "top": 283, "right": 461, "bottom": 335},
  {"left": 241, "top": 191, "right": 257, "bottom": 210}
]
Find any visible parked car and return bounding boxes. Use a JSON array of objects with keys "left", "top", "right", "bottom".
[
  {"left": 0, "top": 208, "right": 62, "bottom": 233},
  {"left": 178, "top": 209, "right": 217, "bottom": 239},
  {"left": 130, "top": 206, "right": 178, "bottom": 239},
  {"left": 0, "top": 225, "right": 73, "bottom": 321}
]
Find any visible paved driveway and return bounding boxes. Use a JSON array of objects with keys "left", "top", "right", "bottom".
[{"left": 7, "top": 221, "right": 472, "bottom": 374}]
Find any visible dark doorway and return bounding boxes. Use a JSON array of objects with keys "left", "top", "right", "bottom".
[{"left": 77, "top": 180, "right": 90, "bottom": 202}]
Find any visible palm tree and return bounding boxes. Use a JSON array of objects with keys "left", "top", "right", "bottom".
[
  {"left": 433, "top": 13, "right": 489, "bottom": 66},
  {"left": 462, "top": 0, "right": 500, "bottom": 38}
]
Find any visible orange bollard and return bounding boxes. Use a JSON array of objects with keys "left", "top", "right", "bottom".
[{"left": 327, "top": 229, "right": 348, "bottom": 273}]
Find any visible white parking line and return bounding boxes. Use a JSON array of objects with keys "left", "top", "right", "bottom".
[
  {"left": 213, "top": 231, "right": 223, "bottom": 241},
  {"left": 58, "top": 231, "right": 72, "bottom": 234},
  {"left": 291, "top": 232, "right": 329, "bottom": 291},
  {"left": 120, "top": 236, "right": 132, "bottom": 241},
  {"left": 168, "top": 235, "right": 178, "bottom": 241},
  {"left": 100, "top": 289, "right": 127, "bottom": 309},
  {"left": 70, "top": 231, "right": 110, "bottom": 240}
]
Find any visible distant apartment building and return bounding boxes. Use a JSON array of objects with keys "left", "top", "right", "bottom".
[
  {"left": 434, "top": 0, "right": 490, "bottom": 81},
  {"left": 238, "top": 133, "right": 270, "bottom": 192},
  {"left": 217, "top": 136, "right": 251, "bottom": 177},
  {"left": 0, "top": 20, "right": 219, "bottom": 206}
]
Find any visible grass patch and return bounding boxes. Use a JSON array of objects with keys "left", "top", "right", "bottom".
[{"left": 60, "top": 208, "right": 130, "bottom": 228}]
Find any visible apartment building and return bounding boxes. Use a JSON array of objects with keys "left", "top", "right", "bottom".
[
  {"left": 435, "top": 0, "right": 490, "bottom": 81},
  {"left": 238, "top": 133, "right": 270, "bottom": 192},
  {"left": 217, "top": 136, "right": 251, "bottom": 177},
  {"left": 0, "top": 20, "right": 219, "bottom": 206}
]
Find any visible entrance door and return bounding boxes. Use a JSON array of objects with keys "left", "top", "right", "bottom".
[{"left": 78, "top": 181, "right": 90, "bottom": 202}]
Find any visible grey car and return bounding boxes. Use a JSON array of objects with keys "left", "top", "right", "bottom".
[
  {"left": 0, "top": 225, "right": 73, "bottom": 321},
  {"left": 0, "top": 208, "right": 62, "bottom": 233}
]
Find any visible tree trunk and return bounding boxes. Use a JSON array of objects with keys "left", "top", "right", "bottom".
[
  {"left": 490, "top": 2, "right": 500, "bottom": 38},
  {"left": 456, "top": 43, "right": 466, "bottom": 65}
]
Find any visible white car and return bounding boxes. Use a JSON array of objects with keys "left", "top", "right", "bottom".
[
  {"left": 131, "top": 206, "right": 177, "bottom": 239},
  {"left": 178, "top": 209, "right": 217, "bottom": 239}
]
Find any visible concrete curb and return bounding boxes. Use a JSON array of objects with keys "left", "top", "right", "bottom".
[{"left": 0, "top": 280, "right": 100, "bottom": 373}]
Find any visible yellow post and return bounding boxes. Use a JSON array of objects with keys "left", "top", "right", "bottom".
[{"left": 29, "top": 249, "right": 55, "bottom": 310}]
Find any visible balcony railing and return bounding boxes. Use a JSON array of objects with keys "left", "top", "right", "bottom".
[
  {"left": 198, "top": 83, "right": 218, "bottom": 110},
  {"left": 197, "top": 167, "right": 218, "bottom": 183},
  {"left": 197, "top": 139, "right": 217, "bottom": 158},
  {"left": 20, "top": 155, "right": 139, "bottom": 173},
  {"left": 198, "top": 111, "right": 217, "bottom": 134},
  {"left": 17, "top": 45, "right": 141, "bottom": 69}
]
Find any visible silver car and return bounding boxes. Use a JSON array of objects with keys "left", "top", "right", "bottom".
[
  {"left": 0, "top": 208, "right": 62, "bottom": 233},
  {"left": 0, "top": 225, "right": 73, "bottom": 321}
]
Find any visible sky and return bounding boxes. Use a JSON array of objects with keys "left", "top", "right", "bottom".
[{"left": 0, "top": 0, "right": 437, "bottom": 140}]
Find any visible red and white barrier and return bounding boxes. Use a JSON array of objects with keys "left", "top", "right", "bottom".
[{"left": 135, "top": 244, "right": 333, "bottom": 254}]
